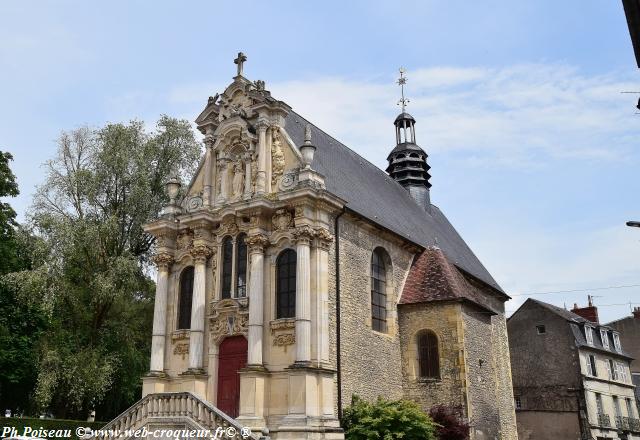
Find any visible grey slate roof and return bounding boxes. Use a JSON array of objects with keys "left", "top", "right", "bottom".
[
  {"left": 283, "top": 111, "right": 503, "bottom": 293},
  {"left": 526, "top": 299, "right": 634, "bottom": 359}
]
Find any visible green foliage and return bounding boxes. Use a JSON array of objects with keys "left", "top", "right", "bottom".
[
  {"left": 342, "top": 395, "right": 437, "bottom": 440},
  {"left": 0, "top": 151, "right": 46, "bottom": 413},
  {"left": 2, "top": 117, "right": 201, "bottom": 419}
]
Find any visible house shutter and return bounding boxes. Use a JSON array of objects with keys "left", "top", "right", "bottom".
[{"left": 605, "top": 359, "right": 612, "bottom": 380}]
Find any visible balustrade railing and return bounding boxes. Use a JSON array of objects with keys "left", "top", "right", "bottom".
[
  {"left": 597, "top": 413, "right": 611, "bottom": 428},
  {"left": 96, "top": 392, "right": 258, "bottom": 439},
  {"left": 626, "top": 417, "right": 640, "bottom": 432}
]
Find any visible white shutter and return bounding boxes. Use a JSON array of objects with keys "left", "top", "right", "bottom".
[
  {"left": 605, "top": 359, "right": 612, "bottom": 380},
  {"left": 586, "top": 356, "right": 593, "bottom": 376}
]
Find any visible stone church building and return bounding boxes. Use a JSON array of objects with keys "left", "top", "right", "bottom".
[{"left": 119, "top": 55, "right": 518, "bottom": 440}]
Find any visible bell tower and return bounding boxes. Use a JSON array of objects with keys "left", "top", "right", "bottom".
[{"left": 386, "top": 68, "right": 432, "bottom": 211}]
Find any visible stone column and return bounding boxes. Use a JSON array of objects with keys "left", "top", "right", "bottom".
[
  {"left": 294, "top": 226, "right": 314, "bottom": 364},
  {"left": 246, "top": 234, "right": 269, "bottom": 366},
  {"left": 150, "top": 253, "right": 173, "bottom": 374},
  {"left": 315, "top": 229, "right": 333, "bottom": 366},
  {"left": 188, "top": 244, "right": 212, "bottom": 372},
  {"left": 255, "top": 120, "right": 268, "bottom": 194},
  {"left": 203, "top": 131, "right": 215, "bottom": 207}
]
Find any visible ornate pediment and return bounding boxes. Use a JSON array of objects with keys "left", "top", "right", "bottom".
[{"left": 209, "top": 298, "right": 249, "bottom": 344}]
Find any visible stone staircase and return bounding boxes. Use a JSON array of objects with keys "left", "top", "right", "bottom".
[{"left": 93, "top": 392, "right": 262, "bottom": 440}]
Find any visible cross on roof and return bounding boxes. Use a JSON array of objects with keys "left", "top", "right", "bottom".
[
  {"left": 234, "top": 52, "right": 247, "bottom": 77},
  {"left": 397, "top": 67, "right": 409, "bottom": 112}
]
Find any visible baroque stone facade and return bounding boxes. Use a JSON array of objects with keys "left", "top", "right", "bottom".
[{"left": 134, "top": 56, "right": 519, "bottom": 440}]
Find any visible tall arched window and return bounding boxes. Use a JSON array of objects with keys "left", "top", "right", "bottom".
[
  {"left": 276, "top": 249, "right": 297, "bottom": 319},
  {"left": 418, "top": 330, "right": 440, "bottom": 379},
  {"left": 221, "top": 236, "right": 233, "bottom": 299},
  {"left": 178, "top": 266, "right": 194, "bottom": 330},
  {"left": 236, "top": 233, "right": 247, "bottom": 298},
  {"left": 371, "top": 248, "right": 388, "bottom": 333}
]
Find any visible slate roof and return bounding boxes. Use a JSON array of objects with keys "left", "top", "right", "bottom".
[
  {"left": 623, "top": 0, "right": 640, "bottom": 68},
  {"left": 524, "top": 299, "right": 634, "bottom": 359},
  {"left": 283, "top": 111, "right": 504, "bottom": 293},
  {"left": 398, "top": 246, "right": 501, "bottom": 311}
]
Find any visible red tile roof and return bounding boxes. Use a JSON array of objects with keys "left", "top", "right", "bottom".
[{"left": 399, "top": 246, "right": 502, "bottom": 312}]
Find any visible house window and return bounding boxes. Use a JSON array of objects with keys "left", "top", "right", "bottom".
[
  {"left": 613, "top": 333, "right": 622, "bottom": 352},
  {"left": 626, "top": 398, "right": 635, "bottom": 418},
  {"left": 235, "top": 233, "right": 247, "bottom": 298},
  {"left": 371, "top": 248, "right": 388, "bottom": 333},
  {"left": 595, "top": 393, "right": 604, "bottom": 415},
  {"left": 177, "top": 266, "right": 194, "bottom": 330},
  {"left": 585, "top": 326, "right": 594, "bottom": 345},
  {"left": 514, "top": 396, "right": 522, "bottom": 410},
  {"left": 587, "top": 354, "right": 598, "bottom": 377},
  {"left": 221, "top": 236, "right": 233, "bottom": 299},
  {"left": 536, "top": 325, "right": 546, "bottom": 335},
  {"left": 417, "top": 330, "right": 440, "bottom": 379},
  {"left": 607, "top": 359, "right": 618, "bottom": 381},
  {"left": 613, "top": 396, "right": 622, "bottom": 419},
  {"left": 276, "top": 249, "right": 297, "bottom": 319},
  {"left": 617, "top": 362, "right": 628, "bottom": 383},
  {"left": 600, "top": 329, "right": 610, "bottom": 350}
]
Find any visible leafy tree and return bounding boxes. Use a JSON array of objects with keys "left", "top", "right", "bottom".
[
  {"left": 342, "top": 395, "right": 437, "bottom": 440},
  {"left": 4, "top": 117, "right": 201, "bottom": 419},
  {"left": 428, "top": 405, "right": 470, "bottom": 440},
  {"left": 0, "top": 151, "right": 47, "bottom": 413}
]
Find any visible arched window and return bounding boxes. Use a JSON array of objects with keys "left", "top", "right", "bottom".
[
  {"left": 276, "top": 249, "right": 297, "bottom": 319},
  {"left": 236, "top": 233, "right": 247, "bottom": 298},
  {"left": 221, "top": 236, "right": 233, "bottom": 299},
  {"left": 178, "top": 266, "right": 194, "bottom": 330},
  {"left": 371, "top": 248, "right": 388, "bottom": 333},
  {"left": 418, "top": 330, "right": 440, "bottom": 379}
]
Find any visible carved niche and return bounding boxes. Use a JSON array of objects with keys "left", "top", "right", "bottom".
[{"left": 209, "top": 298, "right": 249, "bottom": 344}]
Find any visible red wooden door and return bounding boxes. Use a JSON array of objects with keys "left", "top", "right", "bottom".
[{"left": 217, "top": 336, "right": 247, "bottom": 418}]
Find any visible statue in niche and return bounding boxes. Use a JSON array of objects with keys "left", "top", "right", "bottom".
[
  {"left": 232, "top": 160, "right": 244, "bottom": 199},
  {"left": 250, "top": 157, "right": 257, "bottom": 193},
  {"left": 271, "top": 128, "right": 285, "bottom": 187}
]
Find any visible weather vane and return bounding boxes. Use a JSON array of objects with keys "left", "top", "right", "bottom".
[{"left": 397, "top": 67, "right": 410, "bottom": 112}]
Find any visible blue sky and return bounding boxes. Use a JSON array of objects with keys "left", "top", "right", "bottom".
[{"left": 1, "top": 1, "right": 639, "bottom": 322}]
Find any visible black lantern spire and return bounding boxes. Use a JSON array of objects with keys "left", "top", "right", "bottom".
[{"left": 386, "top": 68, "right": 432, "bottom": 211}]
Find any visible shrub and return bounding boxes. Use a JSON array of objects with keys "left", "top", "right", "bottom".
[
  {"left": 428, "top": 405, "right": 470, "bottom": 440},
  {"left": 342, "top": 395, "right": 437, "bottom": 440}
]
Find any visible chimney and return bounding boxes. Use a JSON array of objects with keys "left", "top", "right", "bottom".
[
  {"left": 633, "top": 307, "right": 640, "bottom": 319},
  {"left": 571, "top": 295, "right": 599, "bottom": 324}
]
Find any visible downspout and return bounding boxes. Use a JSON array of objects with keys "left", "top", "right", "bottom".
[{"left": 335, "top": 207, "right": 346, "bottom": 420}]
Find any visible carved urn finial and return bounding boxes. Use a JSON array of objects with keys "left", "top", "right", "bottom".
[
  {"left": 161, "top": 176, "right": 182, "bottom": 216},
  {"left": 300, "top": 124, "right": 316, "bottom": 169}
]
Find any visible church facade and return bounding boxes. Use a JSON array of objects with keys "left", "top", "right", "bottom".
[{"left": 141, "top": 54, "right": 518, "bottom": 440}]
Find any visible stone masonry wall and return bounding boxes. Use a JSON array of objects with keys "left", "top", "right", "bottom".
[
  {"left": 398, "top": 302, "right": 467, "bottom": 413},
  {"left": 462, "top": 305, "right": 502, "bottom": 440},
  {"left": 333, "top": 214, "right": 414, "bottom": 406}
]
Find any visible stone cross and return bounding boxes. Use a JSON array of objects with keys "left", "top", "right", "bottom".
[{"left": 234, "top": 52, "right": 247, "bottom": 77}]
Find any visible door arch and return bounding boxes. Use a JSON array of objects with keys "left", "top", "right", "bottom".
[{"left": 217, "top": 335, "right": 247, "bottom": 418}]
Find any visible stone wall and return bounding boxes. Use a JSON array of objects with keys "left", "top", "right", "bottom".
[
  {"left": 490, "top": 314, "right": 518, "bottom": 440},
  {"left": 462, "top": 305, "right": 501, "bottom": 440},
  {"left": 333, "top": 214, "right": 414, "bottom": 405},
  {"left": 397, "top": 302, "right": 467, "bottom": 413}
]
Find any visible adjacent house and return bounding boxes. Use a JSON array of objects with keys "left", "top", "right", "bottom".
[
  {"left": 508, "top": 298, "right": 639, "bottom": 440},
  {"left": 609, "top": 308, "right": 640, "bottom": 409}
]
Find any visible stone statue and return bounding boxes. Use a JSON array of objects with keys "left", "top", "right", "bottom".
[
  {"left": 232, "top": 161, "right": 244, "bottom": 198},
  {"left": 271, "top": 129, "right": 285, "bottom": 186}
]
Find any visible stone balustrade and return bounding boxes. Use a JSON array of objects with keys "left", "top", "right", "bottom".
[{"left": 97, "top": 392, "right": 259, "bottom": 439}]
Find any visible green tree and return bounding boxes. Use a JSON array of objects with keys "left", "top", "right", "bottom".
[
  {"left": 0, "top": 151, "right": 47, "bottom": 413},
  {"left": 342, "top": 395, "right": 437, "bottom": 440},
  {"left": 5, "top": 117, "right": 201, "bottom": 419}
]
